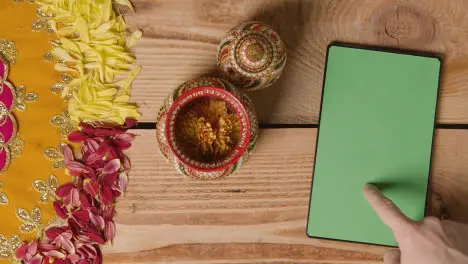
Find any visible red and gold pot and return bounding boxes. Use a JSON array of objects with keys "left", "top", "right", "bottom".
[{"left": 156, "top": 77, "right": 259, "bottom": 180}]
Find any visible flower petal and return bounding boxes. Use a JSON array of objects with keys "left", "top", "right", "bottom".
[
  {"left": 72, "top": 210, "right": 90, "bottom": 223},
  {"left": 103, "top": 172, "right": 118, "bottom": 186},
  {"left": 102, "top": 205, "right": 115, "bottom": 221},
  {"left": 63, "top": 145, "right": 74, "bottom": 164},
  {"left": 15, "top": 243, "right": 29, "bottom": 259},
  {"left": 43, "top": 250, "right": 66, "bottom": 259},
  {"left": 54, "top": 233, "right": 75, "bottom": 255},
  {"left": 66, "top": 161, "right": 88, "bottom": 176},
  {"left": 118, "top": 172, "right": 128, "bottom": 194},
  {"left": 82, "top": 231, "right": 105, "bottom": 245},
  {"left": 53, "top": 201, "right": 68, "bottom": 219},
  {"left": 68, "top": 254, "right": 81, "bottom": 263},
  {"left": 104, "top": 221, "right": 116, "bottom": 243},
  {"left": 125, "top": 118, "right": 137, "bottom": 128},
  {"left": 68, "top": 131, "right": 88, "bottom": 142},
  {"left": 93, "top": 247, "right": 102, "bottom": 264},
  {"left": 83, "top": 179, "right": 99, "bottom": 198},
  {"left": 90, "top": 213, "right": 105, "bottom": 230},
  {"left": 121, "top": 155, "right": 131, "bottom": 171},
  {"left": 69, "top": 188, "right": 81, "bottom": 207},
  {"left": 56, "top": 183, "right": 75, "bottom": 198},
  {"left": 30, "top": 256, "right": 43, "bottom": 264},
  {"left": 100, "top": 185, "right": 114, "bottom": 205},
  {"left": 103, "top": 159, "right": 120, "bottom": 175},
  {"left": 46, "top": 227, "right": 66, "bottom": 241},
  {"left": 81, "top": 123, "right": 96, "bottom": 135}
]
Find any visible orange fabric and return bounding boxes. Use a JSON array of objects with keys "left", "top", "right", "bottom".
[{"left": 0, "top": 1, "right": 69, "bottom": 262}]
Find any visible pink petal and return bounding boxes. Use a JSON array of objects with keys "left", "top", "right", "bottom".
[
  {"left": 53, "top": 258, "right": 65, "bottom": 264},
  {"left": 100, "top": 186, "right": 114, "bottom": 205},
  {"left": 114, "top": 134, "right": 135, "bottom": 150},
  {"left": 72, "top": 210, "right": 90, "bottom": 223},
  {"left": 63, "top": 145, "right": 74, "bottom": 164},
  {"left": 94, "top": 128, "right": 114, "bottom": 137},
  {"left": 102, "top": 205, "right": 115, "bottom": 221},
  {"left": 125, "top": 118, "right": 137, "bottom": 128},
  {"left": 104, "top": 221, "right": 116, "bottom": 243},
  {"left": 81, "top": 124, "right": 96, "bottom": 135},
  {"left": 29, "top": 256, "right": 43, "bottom": 264},
  {"left": 69, "top": 188, "right": 81, "bottom": 207},
  {"left": 68, "top": 131, "right": 88, "bottom": 143},
  {"left": 118, "top": 172, "right": 129, "bottom": 194},
  {"left": 45, "top": 227, "right": 65, "bottom": 241},
  {"left": 27, "top": 240, "right": 38, "bottom": 255},
  {"left": 103, "top": 172, "right": 118, "bottom": 186},
  {"left": 89, "top": 213, "right": 105, "bottom": 230},
  {"left": 96, "top": 140, "right": 111, "bottom": 156},
  {"left": 68, "top": 254, "right": 81, "bottom": 263},
  {"left": 84, "top": 153, "right": 101, "bottom": 166},
  {"left": 83, "top": 180, "right": 99, "bottom": 198},
  {"left": 93, "top": 247, "right": 102, "bottom": 264},
  {"left": 38, "top": 243, "right": 56, "bottom": 251},
  {"left": 16, "top": 243, "right": 29, "bottom": 259},
  {"left": 113, "top": 141, "right": 131, "bottom": 150},
  {"left": 66, "top": 161, "right": 88, "bottom": 176},
  {"left": 68, "top": 219, "right": 80, "bottom": 236},
  {"left": 111, "top": 127, "right": 126, "bottom": 135},
  {"left": 81, "top": 244, "right": 96, "bottom": 258},
  {"left": 53, "top": 201, "right": 69, "bottom": 219},
  {"left": 103, "top": 159, "right": 120, "bottom": 175},
  {"left": 43, "top": 250, "right": 66, "bottom": 259},
  {"left": 86, "top": 139, "right": 100, "bottom": 153},
  {"left": 79, "top": 192, "right": 91, "bottom": 209},
  {"left": 54, "top": 233, "right": 75, "bottom": 255},
  {"left": 122, "top": 155, "right": 131, "bottom": 171},
  {"left": 82, "top": 231, "right": 105, "bottom": 245},
  {"left": 56, "top": 183, "right": 75, "bottom": 198}
]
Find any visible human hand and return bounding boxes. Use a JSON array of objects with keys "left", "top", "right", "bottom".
[{"left": 362, "top": 184, "right": 468, "bottom": 264}]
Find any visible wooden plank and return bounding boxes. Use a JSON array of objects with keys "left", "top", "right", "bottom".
[
  {"left": 103, "top": 129, "right": 468, "bottom": 263},
  {"left": 126, "top": 0, "right": 468, "bottom": 124}
]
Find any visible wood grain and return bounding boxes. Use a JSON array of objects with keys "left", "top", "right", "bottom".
[
  {"left": 125, "top": 0, "right": 468, "bottom": 124},
  {"left": 103, "top": 129, "right": 468, "bottom": 263}
]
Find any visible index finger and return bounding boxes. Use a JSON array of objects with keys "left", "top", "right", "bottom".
[{"left": 363, "top": 184, "right": 414, "bottom": 234}]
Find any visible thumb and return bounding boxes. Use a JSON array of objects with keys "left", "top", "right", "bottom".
[{"left": 363, "top": 184, "right": 414, "bottom": 234}]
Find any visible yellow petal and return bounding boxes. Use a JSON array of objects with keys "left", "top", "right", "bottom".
[
  {"left": 75, "top": 16, "right": 90, "bottom": 43},
  {"left": 127, "top": 29, "right": 143, "bottom": 48}
]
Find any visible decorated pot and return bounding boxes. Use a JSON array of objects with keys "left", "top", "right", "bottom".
[
  {"left": 217, "top": 21, "right": 287, "bottom": 91},
  {"left": 156, "top": 77, "right": 259, "bottom": 180}
]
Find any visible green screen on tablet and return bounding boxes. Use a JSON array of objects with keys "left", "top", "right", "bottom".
[{"left": 307, "top": 44, "right": 441, "bottom": 246}]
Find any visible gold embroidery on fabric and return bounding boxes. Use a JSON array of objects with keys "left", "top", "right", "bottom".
[
  {"left": 50, "top": 111, "right": 74, "bottom": 138},
  {"left": 33, "top": 175, "right": 59, "bottom": 203},
  {"left": 0, "top": 39, "right": 18, "bottom": 64},
  {"left": 9, "top": 136, "right": 24, "bottom": 160},
  {"left": 0, "top": 234, "right": 21, "bottom": 263},
  {"left": 32, "top": 8, "right": 53, "bottom": 32},
  {"left": 16, "top": 207, "right": 42, "bottom": 234},
  {"left": 44, "top": 50, "right": 55, "bottom": 62},
  {"left": 0, "top": 181, "right": 8, "bottom": 206},
  {"left": 14, "top": 85, "right": 39, "bottom": 111},
  {"left": 50, "top": 74, "right": 73, "bottom": 100},
  {"left": 44, "top": 142, "right": 66, "bottom": 169}
]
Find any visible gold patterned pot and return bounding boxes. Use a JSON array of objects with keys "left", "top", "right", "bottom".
[
  {"left": 156, "top": 77, "right": 259, "bottom": 180},
  {"left": 217, "top": 21, "right": 287, "bottom": 91}
]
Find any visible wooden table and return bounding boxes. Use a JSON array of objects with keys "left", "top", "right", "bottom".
[{"left": 106, "top": 1, "right": 468, "bottom": 263}]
